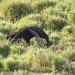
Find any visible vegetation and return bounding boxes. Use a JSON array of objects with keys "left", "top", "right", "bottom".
[{"left": 0, "top": 0, "right": 75, "bottom": 75}]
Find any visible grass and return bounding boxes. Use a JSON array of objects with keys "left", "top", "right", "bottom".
[{"left": 0, "top": 0, "right": 75, "bottom": 75}]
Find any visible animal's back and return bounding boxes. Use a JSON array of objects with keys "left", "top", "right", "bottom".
[{"left": 25, "top": 26, "right": 48, "bottom": 38}]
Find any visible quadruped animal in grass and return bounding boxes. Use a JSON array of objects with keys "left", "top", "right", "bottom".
[{"left": 7, "top": 26, "right": 52, "bottom": 47}]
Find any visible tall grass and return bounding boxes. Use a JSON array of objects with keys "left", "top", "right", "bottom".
[{"left": 0, "top": 0, "right": 75, "bottom": 75}]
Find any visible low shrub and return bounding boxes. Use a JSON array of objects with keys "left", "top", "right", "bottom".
[
  {"left": 70, "top": 62, "right": 75, "bottom": 74},
  {"left": 10, "top": 44, "right": 25, "bottom": 54},
  {"left": 50, "top": 32, "right": 60, "bottom": 44},
  {"left": 41, "top": 14, "right": 66, "bottom": 31},
  {"left": 0, "top": 44, "right": 10, "bottom": 57},
  {"left": 13, "top": 14, "right": 43, "bottom": 30},
  {"left": 0, "top": 0, "right": 5, "bottom": 2},
  {"left": 32, "top": 0, "right": 56, "bottom": 13},
  {"left": 0, "top": 39, "right": 10, "bottom": 57},
  {"left": 0, "top": 61, "right": 4, "bottom": 71},
  {"left": 42, "top": 7, "right": 67, "bottom": 19},
  {"left": 0, "top": 21, "right": 11, "bottom": 35},
  {"left": 62, "top": 50, "right": 75, "bottom": 61},
  {"left": 4, "top": 57, "right": 20, "bottom": 71},
  {"left": 0, "top": 0, "right": 32, "bottom": 22},
  {"left": 55, "top": 1, "right": 72, "bottom": 12},
  {"left": 31, "top": 51, "right": 53, "bottom": 72},
  {"left": 0, "top": 32, "right": 4, "bottom": 39},
  {"left": 19, "top": 53, "right": 33, "bottom": 70},
  {"left": 62, "top": 26, "right": 74, "bottom": 34},
  {"left": 0, "top": 14, "right": 4, "bottom": 20},
  {"left": 67, "top": 10, "right": 75, "bottom": 24},
  {"left": 52, "top": 57, "right": 70, "bottom": 71},
  {"left": 71, "top": 62, "right": 75, "bottom": 70},
  {"left": 21, "top": 49, "right": 54, "bottom": 72}
]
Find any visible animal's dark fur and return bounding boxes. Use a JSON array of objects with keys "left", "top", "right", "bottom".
[{"left": 7, "top": 26, "right": 52, "bottom": 47}]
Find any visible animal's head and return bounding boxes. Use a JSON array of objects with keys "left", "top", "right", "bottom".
[{"left": 46, "top": 40, "right": 53, "bottom": 47}]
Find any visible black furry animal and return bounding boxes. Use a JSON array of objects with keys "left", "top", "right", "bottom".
[{"left": 7, "top": 26, "right": 52, "bottom": 47}]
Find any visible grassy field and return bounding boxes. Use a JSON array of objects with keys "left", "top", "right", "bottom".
[{"left": 0, "top": 0, "right": 75, "bottom": 75}]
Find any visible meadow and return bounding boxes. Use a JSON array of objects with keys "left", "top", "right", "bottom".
[{"left": 0, "top": 0, "right": 75, "bottom": 75}]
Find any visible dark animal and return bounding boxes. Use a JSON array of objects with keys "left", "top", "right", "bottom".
[{"left": 7, "top": 26, "right": 52, "bottom": 47}]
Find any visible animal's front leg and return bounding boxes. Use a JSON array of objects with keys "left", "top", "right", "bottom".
[{"left": 35, "top": 36, "right": 41, "bottom": 45}]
